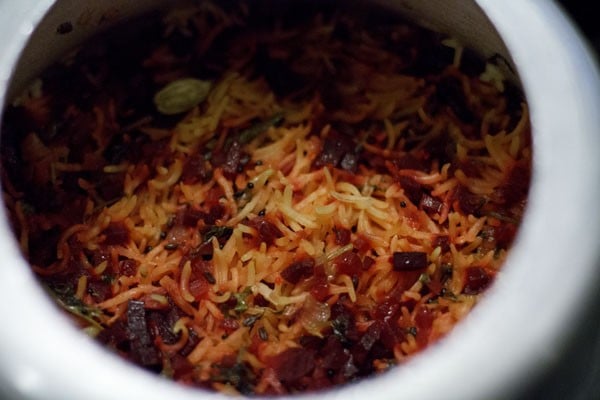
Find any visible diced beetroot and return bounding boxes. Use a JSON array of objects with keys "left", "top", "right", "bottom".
[
  {"left": 454, "top": 185, "right": 485, "bottom": 215},
  {"left": 119, "top": 259, "right": 138, "bottom": 276},
  {"left": 493, "top": 223, "right": 517, "bottom": 249},
  {"left": 362, "top": 256, "right": 375, "bottom": 270},
  {"left": 268, "top": 347, "right": 316, "bottom": 383},
  {"left": 188, "top": 277, "right": 210, "bottom": 299},
  {"left": 185, "top": 257, "right": 214, "bottom": 299},
  {"left": 148, "top": 308, "right": 180, "bottom": 345},
  {"left": 179, "top": 328, "right": 200, "bottom": 357},
  {"left": 96, "top": 172, "right": 126, "bottom": 202},
  {"left": 358, "top": 321, "right": 382, "bottom": 352},
  {"left": 463, "top": 266, "right": 493, "bottom": 294},
  {"left": 313, "top": 130, "right": 355, "bottom": 170},
  {"left": 181, "top": 153, "right": 212, "bottom": 184},
  {"left": 456, "top": 159, "right": 484, "bottom": 178},
  {"left": 205, "top": 204, "right": 225, "bottom": 225},
  {"left": 309, "top": 269, "right": 330, "bottom": 302},
  {"left": 97, "top": 320, "right": 129, "bottom": 349},
  {"left": 101, "top": 221, "right": 130, "bottom": 246},
  {"left": 320, "top": 336, "right": 350, "bottom": 371},
  {"left": 299, "top": 335, "right": 325, "bottom": 351},
  {"left": 420, "top": 194, "right": 443, "bottom": 214},
  {"left": 87, "top": 278, "right": 112, "bottom": 302},
  {"left": 170, "top": 354, "right": 195, "bottom": 382},
  {"left": 414, "top": 306, "right": 434, "bottom": 348},
  {"left": 371, "top": 300, "right": 405, "bottom": 350},
  {"left": 127, "top": 300, "right": 160, "bottom": 367},
  {"left": 333, "top": 226, "right": 351, "bottom": 246},
  {"left": 246, "top": 217, "right": 283, "bottom": 246},
  {"left": 204, "top": 187, "right": 225, "bottom": 206},
  {"left": 480, "top": 224, "right": 517, "bottom": 251},
  {"left": 392, "top": 251, "right": 428, "bottom": 271},
  {"left": 90, "top": 247, "right": 110, "bottom": 266},
  {"left": 221, "top": 140, "right": 243, "bottom": 178},
  {"left": 220, "top": 318, "right": 240, "bottom": 335},
  {"left": 350, "top": 321, "right": 383, "bottom": 367},
  {"left": 373, "top": 299, "right": 401, "bottom": 324},
  {"left": 398, "top": 176, "right": 423, "bottom": 205},
  {"left": 495, "top": 161, "right": 530, "bottom": 207},
  {"left": 281, "top": 258, "right": 315, "bottom": 284},
  {"left": 433, "top": 235, "right": 451, "bottom": 252},
  {"left": 182, "top": 206, "right": 205, "bottom": 228},
  {"left": 353, "top": 234, "right": 371, "bottom": 253},
  {"left": 333, "top": 251, "right": 362, "bottom": 277},
  {"left": 190, "top": 241, "right": 213, "bottom": 260}
]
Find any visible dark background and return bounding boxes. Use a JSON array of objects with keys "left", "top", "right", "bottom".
[{"left": 557, "top": 0, "right": 600, "bottom": 55}]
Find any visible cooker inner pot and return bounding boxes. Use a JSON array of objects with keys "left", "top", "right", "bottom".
[{"left": 7, "top": 1, "right": 596, "bottom": 400}]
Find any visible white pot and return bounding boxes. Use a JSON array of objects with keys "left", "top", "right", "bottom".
[{"left": 0, "top": 1, "right": 599, "bottom": 399}]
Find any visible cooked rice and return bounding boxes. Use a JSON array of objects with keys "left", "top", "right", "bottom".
[{"left": 1, "top": 1, "right": 531, "bottom": 395}]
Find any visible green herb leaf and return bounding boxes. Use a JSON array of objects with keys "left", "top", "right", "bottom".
[
  {"left": 405, "top": 326, "right": 417, "bottom": 336},
  {"left": 485, "top": 211, "right": 519, "bottom": 224},
  {"left": 331, "top": 314, "right": 352, "bottom": 345},
  {"left": 418, "top": 273, "right": 431, "bottom": 284},
  {"left": 238, "top": 113, "right": 284, "bottom": 144},
  {"left": 45, "top": 284, "right": 104, "bottom": 333},
  {"left": 440, "top": 288, "right": 459, "bottom": 301},
  {"left": 203, "top": 226, "right": 233, "bottom": 243},
  {"left": 233, "top": 187, "right": 253, "bottom": 208},
  {"left": 212, "top": 361, "right": 255, "bottom": 395},
  {"left": 233, "top": 287, "right": 252, "bottom": 314}
]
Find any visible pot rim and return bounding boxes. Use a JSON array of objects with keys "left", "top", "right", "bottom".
[{"left": 0, "top": 1, "right": 599, "bottom": 399}]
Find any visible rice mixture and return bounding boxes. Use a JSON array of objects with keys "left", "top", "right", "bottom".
[{"left": 1, "top": 2, "right": 531, "bottom": 395}]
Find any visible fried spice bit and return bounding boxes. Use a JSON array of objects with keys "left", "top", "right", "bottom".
[
  {"left": 392, "top": 252, "right": 428, "bottom": 271},
  {"left": 56, "top": 21, "right": 73, "bottom": 35}
]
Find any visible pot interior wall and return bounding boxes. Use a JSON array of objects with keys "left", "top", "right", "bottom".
[{"left": 7, "top": 0, "right": 517, "bottom": 103}]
